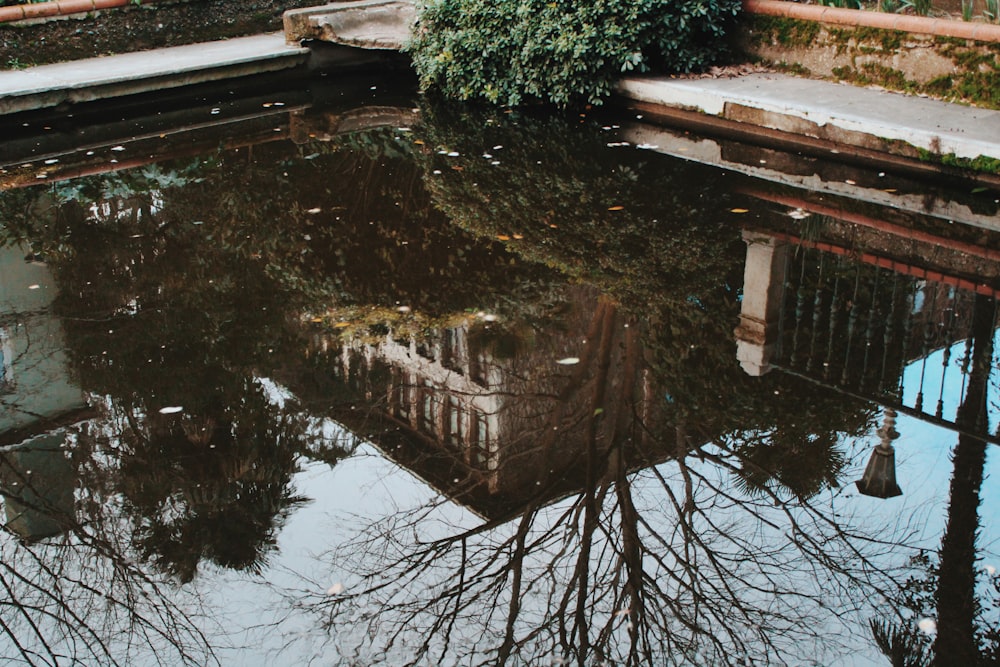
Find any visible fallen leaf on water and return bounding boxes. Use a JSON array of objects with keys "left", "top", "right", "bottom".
[
  {"left": 607, "top": 205, "right": 625, "bottom": 211},
  {"left": 334, "top": 322, "right": 351, "bottom": 328},
  {"left": 729, "top": 208, "right": 749, "bottom": 214},
  {"left": 512, "top": 234, "right": 524, "bottom": 239},
  {"left": 497, "top": 234, "right": 511, "bottom": 241},
  {"left": 311, "top": 317, "right": 323, "bottom": 323},
  {"left": 414, "top": 139, "right": 425, "bottom": 145}
]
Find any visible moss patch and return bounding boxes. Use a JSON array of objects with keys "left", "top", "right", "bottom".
[
  {"left": 747, "top": 16, "right": 821, "bottom": 48},
  {"left": 918, "top": 149, "right": 1000, "bottom": 175}
]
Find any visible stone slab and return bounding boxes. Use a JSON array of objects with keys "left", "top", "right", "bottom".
[
  {"left": 284, "top": 0, "right": 415, "bottom": 50},
  {"left": 618, "top": 73, "right": 1000, "bottom": 162},
  {"left": 0, "top": 33, "right": 309, "bottom": 115}
]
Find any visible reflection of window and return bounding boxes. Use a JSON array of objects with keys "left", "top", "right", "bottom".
[
  {"left": 471, "top": 412, "right": 490, "bottom": 468},
  {"left": 420, "top": 381, "right": 436, "bottom": 435},
  {"left": 392, "top": 370, "right": 410, "bottom": 420},
  {"left": 0, "top": 329, "right": 14, "bottom": 394},
  {"left": 446, "top": 396, "right": 463, "bottom": 448}
]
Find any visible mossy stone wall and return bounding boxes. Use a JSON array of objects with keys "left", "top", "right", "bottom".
[{"left": 740, "top": 15, "right": 1000, "bottom": 109}]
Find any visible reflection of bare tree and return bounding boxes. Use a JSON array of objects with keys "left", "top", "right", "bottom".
[
  {"left": 0, "top": 435, "right": 219, "bottom": 666},
  {"left": 285, "top": 433, "right": 918, "bottom": 665},
  {"left": 276, "top": 297, "right": 916, "bottom": 666}
]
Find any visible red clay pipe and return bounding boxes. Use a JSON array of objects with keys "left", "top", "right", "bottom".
[
  {"left": 0, "top": 0, "right": 163, "bottom": 25},
  {"left": 744, "top": 0, "right": 1000, "bottom": 43}
]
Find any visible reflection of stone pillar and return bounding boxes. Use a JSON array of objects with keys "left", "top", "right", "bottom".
[
  {"left": 1, "top": 433, "right": 76, "bottom": 541},
  {"left": 734, "top": 231, "right": 789, "bottom": 376}
]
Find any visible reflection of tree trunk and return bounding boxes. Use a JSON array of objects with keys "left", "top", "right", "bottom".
[{"left": 934, "top": 293, "right": 995, "bottom": 665}]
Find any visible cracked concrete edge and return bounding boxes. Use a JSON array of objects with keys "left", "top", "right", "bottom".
[{"left": 283, "top": 0, "right": 414, "bottom": 48}]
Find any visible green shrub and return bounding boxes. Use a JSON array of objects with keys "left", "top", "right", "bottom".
[{"left": 407, "top": 0, "right": 741, "bottom": 107}]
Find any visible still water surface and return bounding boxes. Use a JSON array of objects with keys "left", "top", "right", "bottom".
[{"left": 1, "top": 74, "right": 1000, "bottom": 666}]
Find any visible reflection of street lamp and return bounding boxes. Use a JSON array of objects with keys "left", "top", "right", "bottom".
[{"left": 855, "top": 408, "right": 903, "bottom": 499}]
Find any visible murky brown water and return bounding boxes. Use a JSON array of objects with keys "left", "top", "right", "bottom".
[{"left": 0, "top": 74, "right": 999, "bottom": 665}]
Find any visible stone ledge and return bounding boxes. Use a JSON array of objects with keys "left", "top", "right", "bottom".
[{"left": 283, "top": 0, "right": 415, "bottom": 49}]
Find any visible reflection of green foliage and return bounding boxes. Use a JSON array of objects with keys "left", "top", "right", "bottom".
[
  {"left": 725, "top": 423, "right": 846, "bottom": 499},
  {"left": 409, "top": 0, "right": 740, "bottom": 106},
  {"left": 119, "top": 380, "right": 308, "bottom": 582}
]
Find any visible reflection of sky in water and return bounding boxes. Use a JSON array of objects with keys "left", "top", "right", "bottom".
[
  {"left": 896, "top": 330, "right": 1000, "bottom": 557},
  {"left": 207, "top": 350, "right": 1000, "bottom": 665}
]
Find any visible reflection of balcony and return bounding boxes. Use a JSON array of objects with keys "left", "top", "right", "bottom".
[{"left": 736, "top": 222, "right": 1000, "bottom": 445}]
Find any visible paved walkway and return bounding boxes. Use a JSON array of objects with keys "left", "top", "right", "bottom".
[{"left": 0, "top": 33, "right": 308, "bottom": 115}]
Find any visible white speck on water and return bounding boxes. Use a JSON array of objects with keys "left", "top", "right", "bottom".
[
  {"left": 85, "top": 151, "right": 95, "bottom": 156},
  {"left": 433, "top": 170, "right": 442, "bottom": 175},
  {"left": 482, "top": 314, "right": 498, "bottom": 322},
  {"left": 556, "top": 357, "right": 580, "bottom": 365},
  {"left": 111, "top": 145, "right": 125, "bottom": 152},
  {"left": 44, "top": 158, "right": 58, "bottom": 165},
  {"left": 987, "top": 565, "right": 997, "bottom": 576},
  {"left": 917, "top": 618, "right": 937, "bottom": 635},
  {"left": 493, "top": 145, "right": 503, "bottom": 150},
  {"left": 192, "top": 221, "right": 203, "bottom": 225},
  {"left": 636, "top": 143, "right": 658, "bottom": 150},
  {"left": 491, "top": 161, "right": 501, "bottom": 166},
  {"left": 159, "top": 406, "right": 184, "bottom": 415},
  {"left": 327, "top": 583, "right": 345, "bottom": 595},
  {"left": 307, "top": 207, "right": 322, "bottom": 214},
  {"left": 483, "top": 153, "right": 493, "bottom": 159},
  {"left": 447, "top": 151, "right": 460, "bottom": 157},
  {"left": 397, "top": 306, "right": 411, "bottom": 313},
  {"left": 210, "top": 108, "right": 221, "bottom": 115},
  {"left": 27, "top": 284, "right": 40, "bottom": 290}
]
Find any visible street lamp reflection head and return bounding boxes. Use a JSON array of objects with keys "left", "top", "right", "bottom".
[{"left": 855, "top": 443, "right": 902, "bottom": 499}]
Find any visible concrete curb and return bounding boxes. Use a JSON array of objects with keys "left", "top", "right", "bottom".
[{"left": 0, "top": 33, "right": 309, "bottom": 115}]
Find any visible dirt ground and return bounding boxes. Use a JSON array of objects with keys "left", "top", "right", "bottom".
[{"left": 0, "top": 0, "right": 326, "bottom": 69}]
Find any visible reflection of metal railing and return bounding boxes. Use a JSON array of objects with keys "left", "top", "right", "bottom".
[{"left": 772, "top": 240, "right": 1000, "bottom": 442}]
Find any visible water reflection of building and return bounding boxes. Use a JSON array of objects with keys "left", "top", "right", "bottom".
[
  {"left": 735, "top": 206, "right": 1000, "bottom": 447},
  {"left": 292, "top": 287, "right": 666, "bottom": 519},
  {"left": 0, "top": 244, "right": 89, "bottom": 540}
]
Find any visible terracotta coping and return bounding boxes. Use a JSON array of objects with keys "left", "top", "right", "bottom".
[
  {"left": 744, "top": 0, "right": 1000, "bottom": 43},
  {"left": 0, "top": 0, "right": 163, "bottom": 24}
]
